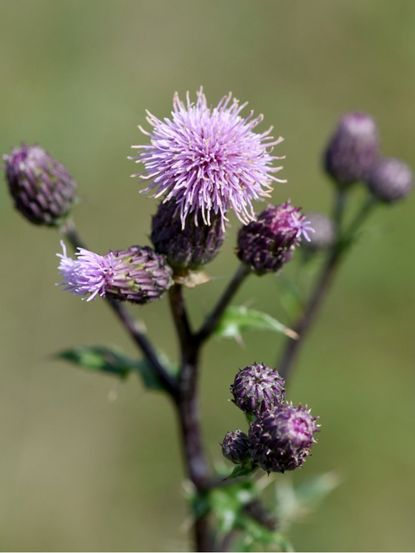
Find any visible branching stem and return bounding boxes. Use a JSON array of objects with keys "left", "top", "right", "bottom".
[
  {"left": 196, "top": 263, "right": 250, "bottom": 344},
  {"left": 60, "top": 219, "right": 179, "bottom": 399},
  {"left": 277, "top": 191, "right": 376, "bottom": 382}
]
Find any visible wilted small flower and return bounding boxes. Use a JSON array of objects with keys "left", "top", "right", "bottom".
[
  {"left": 58, "top": 242, "right": 172, "bottom": 304},
  {"left": 302, "top": 212, "right": 335, "bottom": 251},
  {"left": 132, "top": 88, "right": 285, "bottom": 228},
  {"left": 221, "top": 430, "right": 251, "bottom": 465},
  {"left": 366, "top": 157, "right": 413, "bottom": 203},
  {"left": 4, "top": 144, "right": 76, "bottom": 226},
  {"left": 231, "top": 362, "right": 285, "bottom": 415},
  {"left": 324, "top": 112, "right": 379, "bottom": 187},
  {"left": 237, "top": 202, "right": 312, "bottom": 274},
  {"left": 151, "top": 200, "right": 225, "bottom": 270},
  {"left": 249, "top": 403, "right": 319, "bottom": 473}
]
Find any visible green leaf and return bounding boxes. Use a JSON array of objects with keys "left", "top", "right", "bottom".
[
  {"left": 214, "top": 305, "right": 298, "bottom": 342},
  {"left": 275, "top": 472, "right": 340, "bottom": 530},
  {"left": 55, "top": 345, "right": 166, "bottom": 390},
  {"left": 235, "top": 514, "right": 294, "bottom": 552},
  {"left": 56, "top": 346, "right": 132, "bottom": 378},
  {"left": 209, "top": 482, "right": 255, "bottom": 536},
  {"left": 227, "top": 462, "right": 257, "bottom": 480},
  {"left": 295, "top": 471, "right": 340, "bottom": 507}
]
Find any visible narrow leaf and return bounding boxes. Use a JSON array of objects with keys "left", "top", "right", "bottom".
[
  {"left": 56, "top": 346, "right": 133, "bottom": 378},
  {"left": 214, "top": 305, "right": 298, "bottom": 342},
  {"left": 275, "top": 472, "right": 340, "bottom": 529},
  {"left": 55, "top": 345, "right": 166, "bottom": 390}
]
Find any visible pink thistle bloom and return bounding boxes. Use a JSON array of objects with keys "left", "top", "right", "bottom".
[
  {"left": 57, "top": 242, "right": 172, "bottom": 304},
  {"left": 57, "top": 242, "right": 117, "bottom": 301},
  {"left": 131, "top": 88, "right": 285, "bottom": 228},
  {"left": 236, "top": 202, "right": 314, "bottom": 274}
]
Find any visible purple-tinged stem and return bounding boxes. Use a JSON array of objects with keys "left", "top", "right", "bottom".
[
  {"left": 168, "top": 283, "right": 215, "bottom": 551},
  {"left": 196, "top": 263, "right": 250, "bottom": 343},
  {"left": 168, "top": 283, "right": 193, "bottom": 352}
]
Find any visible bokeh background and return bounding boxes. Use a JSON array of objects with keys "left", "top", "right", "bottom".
[{"left": 1, "top": 0, "right": 414, "bottom": 550}]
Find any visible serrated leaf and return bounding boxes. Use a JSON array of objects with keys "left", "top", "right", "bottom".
[
  {"left": 214, "top": 305, "right": 298, "bottom": 342},
  {"left": 55, "top": 345, "right": 166, "bottom": 390}
]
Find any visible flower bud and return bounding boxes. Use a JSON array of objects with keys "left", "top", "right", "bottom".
[
  {"left": 151, "top": 200, "right": 225, "bottom": 270},
  {"left": 236, "top": 202, "right": 312, "bottom": 274},
  {"left": 230, "top": 362, "right": 285, "bottom": 415},
  {"left": 4, "top": 144, "right": 77, "bottom": 226},
  {"left": 249, "top": 403, "right": 319, "bottom": 473},
  {"left": 366, "top": 157, "right": 413, "bottom": 203},
  {"left": 324, "top": 112, "right": 379, "bottom": 187},
  {"left": 58, "top": 243, "right": 172, "bottom": 304},
  {"left": 221, "top": 430, "right": 251, "bottom": 464},
  {"left": 302, "top": 212, "right": 335, "bottom": 252}
]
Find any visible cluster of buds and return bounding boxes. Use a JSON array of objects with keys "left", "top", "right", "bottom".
[
  {"left": 324, "top": 112, "right": 413, "bottom": 203},
  {"left": 222, "top": 362, "right": 319, "bottom": 473}
]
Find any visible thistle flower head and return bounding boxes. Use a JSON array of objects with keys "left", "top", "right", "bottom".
[
  {"left": 58, "top": 242, "right": 172, "bottom": 304},
  {"left": 237, "top": 202, "right": 313, "bottom": 274},
  {"left": 4, "top": 144, "right": 76, "bottom": 226},
  {"left": 221, "top": 430, "right": 251, "bottom": 465},
  {"left": 249, "top": 403, "right": 319, "bottom": 473},
  {"left": 132, "top": 88, "right": 285, "bottom": 228},
  {"left": 324, "top": 112, "right": 379, "bottom": 187},
  {"left": 366, "top": 157, "right": 413, "bottom": 203},
  {"left": 230, "top": 362, "right": 286, "bottom": 415},
  {"left": 151, "top": 199, "right": 225, "bottom": 270}
]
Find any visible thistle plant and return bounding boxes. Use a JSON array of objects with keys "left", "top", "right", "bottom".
[{"left": 4, "top": 92, "right": 412, "bottom": 552}]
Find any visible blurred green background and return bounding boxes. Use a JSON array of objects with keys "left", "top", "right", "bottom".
[{"left": 1, "top": 0, "right": 414, "bottom": 550}]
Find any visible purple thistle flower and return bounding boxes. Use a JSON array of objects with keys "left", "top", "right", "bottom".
[
  {"left": 131, "top": 88, "right": 285, "bottom": 228},
  {"left": 249, "top": 403, "right": 320, "bottom": 473},
  {"left": 237, "top": 202, "right": 313, "bottom": 274},
  {"left": 58, "top": 242, "right": 172, "bottom": 304}
]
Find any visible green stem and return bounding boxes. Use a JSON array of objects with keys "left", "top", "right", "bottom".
[{"left": 277, "top": 191, "right": 374, "bottom": 383}]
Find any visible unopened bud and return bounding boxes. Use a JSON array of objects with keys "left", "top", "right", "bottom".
[
  {"left": 151, "top": 200, "right": 225, "bottom": 271},
  {"left": 4, "top": 144, "right": 76, "bottom": 226},
  {"left": 324, "top": 113, "right": 379, "bottom": 187},
  {"left": 366, "top": 157, "right": 413, "bottom": 203}
]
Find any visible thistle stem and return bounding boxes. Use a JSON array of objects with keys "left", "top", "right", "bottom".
[
  {"left": 168, "top": 285, "right": 215, "bottom": 550},
  {"left": 278, "top": 247, "right": 342, "bottom": 381},
  {"left": 60, "top": 219, "right": 179, "bottom": 398},
  {"left": 196, "top": 263, "right": 250, "bottom": 343},
  {"left": 168, "top": 284, "right": 193, "bottom": 352},
  {"left": 277, "top": 191, "right": 374, "bottom": 383}
]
